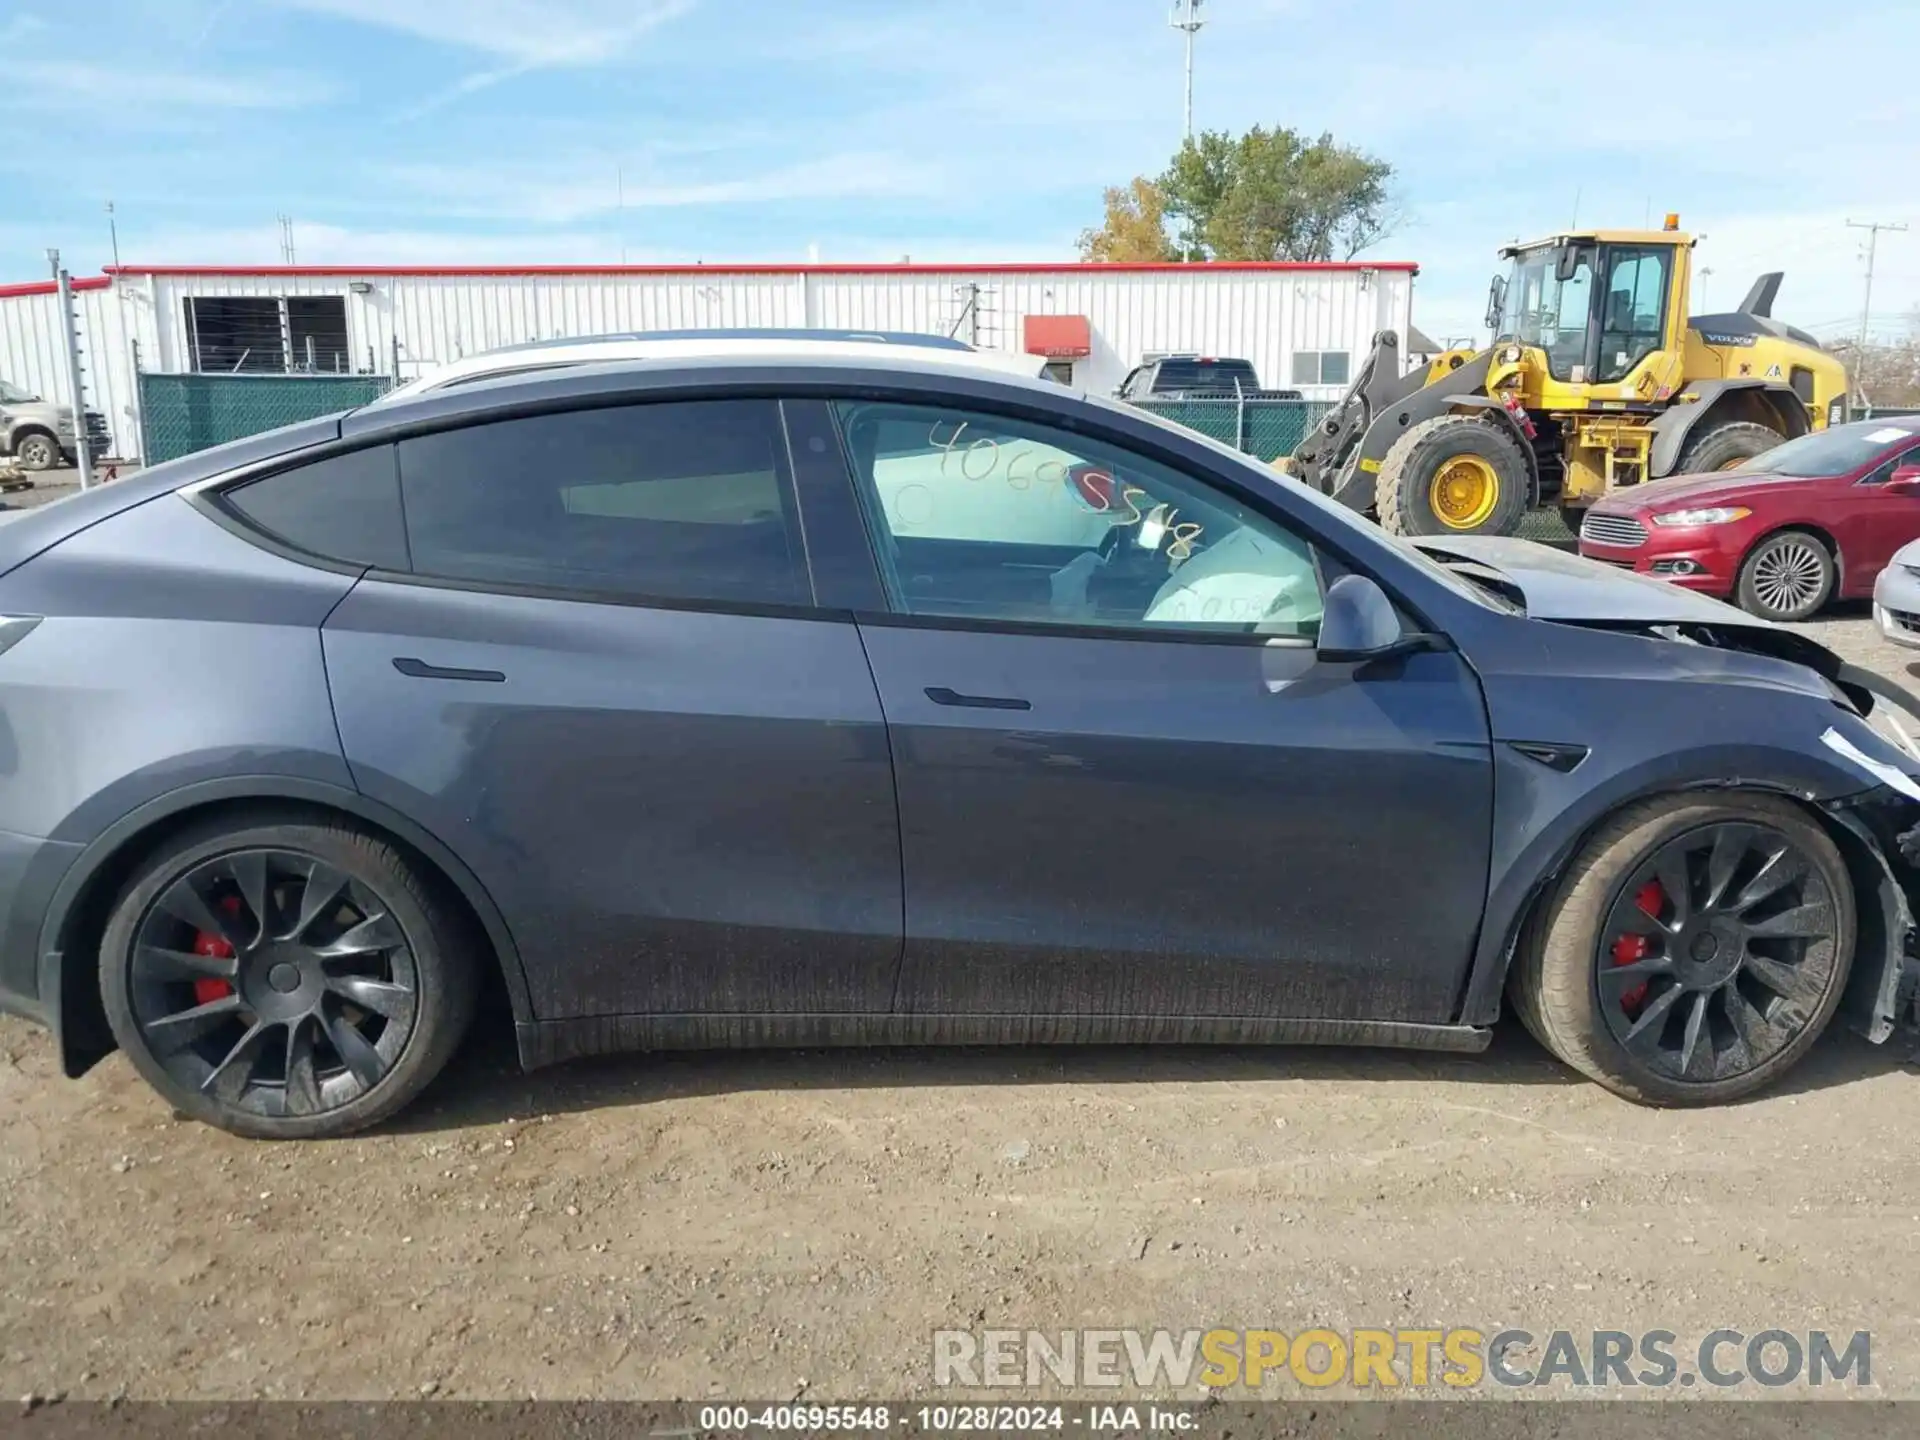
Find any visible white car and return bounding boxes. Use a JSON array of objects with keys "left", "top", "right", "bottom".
[{"left": 1874, "top": 536, "right": 1920, "bottom": 649}]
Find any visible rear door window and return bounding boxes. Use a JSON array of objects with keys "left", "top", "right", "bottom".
[{"left": 395, "top": 400, "right": 810, "bottom": 608}]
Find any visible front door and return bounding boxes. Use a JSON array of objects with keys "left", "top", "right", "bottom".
[
  {"left": 322, "top": 398, "right": 903, "bottom": 1020},
  {"left": 832, "top": 399, "right": 1494, "bottom": 1024}
]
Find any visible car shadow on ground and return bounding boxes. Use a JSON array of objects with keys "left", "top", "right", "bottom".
[{"left": 385, "top": 1008, "right": 1912, "bottom": 1135}]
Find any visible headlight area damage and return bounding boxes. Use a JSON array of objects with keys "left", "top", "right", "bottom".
[{"left": 1587, "top": 615, "right": 1920, "bottom": 1057}]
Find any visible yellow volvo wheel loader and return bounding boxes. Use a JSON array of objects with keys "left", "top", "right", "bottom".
[{"left": 1287, "top": 218, "right": 1850, "bottom": 537}]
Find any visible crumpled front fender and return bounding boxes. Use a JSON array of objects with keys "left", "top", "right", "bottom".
[{"left": 1822, "top": 791, "right": 1920, "bottom": 1053}]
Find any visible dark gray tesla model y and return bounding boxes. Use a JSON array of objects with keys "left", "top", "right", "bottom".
[{"left": 0, "top": 342, "right": 1916, "bottom": 1138}]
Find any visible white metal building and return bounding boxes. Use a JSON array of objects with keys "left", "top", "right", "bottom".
[{"left": 0, "top": 260, "right": 1417, "bottom": 460}]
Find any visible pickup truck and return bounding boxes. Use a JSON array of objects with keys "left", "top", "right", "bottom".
[
  {"left": 1116, "top": 356, "right": 1302, "bottom": 401},
  {"left": 0, "top": 378, "right": 110, "bottom": 471}
]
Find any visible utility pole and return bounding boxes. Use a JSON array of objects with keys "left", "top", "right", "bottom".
[
  {"left": 105, "top": 200, "right": 121, "bottom": 270},
  {"left": 1169, "top": 0, "right": 1206, "bottom": 141},
  {"left": 278, "top": 215, "right": 297, "bottom": 265},
  {"left": 1847, "top": 218, "right": 1908, "bottom": 349}
]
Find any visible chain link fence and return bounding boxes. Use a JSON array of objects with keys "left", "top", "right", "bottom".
[
  {"left": 1127, "top": 396, "right": 1333, "bottom": 462},
  {"left": 137, "top": 373, "right": 391, "bottom": 465}
]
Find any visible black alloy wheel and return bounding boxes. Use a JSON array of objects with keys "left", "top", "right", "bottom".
[
  {"left": 102, "top": 816, "right": 477, "bottom": 1138},
  {"left": 127, "top": 849, "right": 418, "bottom": 1117},
  {"left": 1595, "top": 821, "right": 1840, "bottom": 1083},
  {"left": 1509, "top": 793, "right": 1854, "bottom": 1106}
]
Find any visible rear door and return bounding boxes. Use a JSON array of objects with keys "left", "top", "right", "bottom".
[
  {"left": 830, "top": 397, "right": 1495, "bottom": 1025},
  {"left": 318, "top": 399, "right": 903, "bottom": 1020}
]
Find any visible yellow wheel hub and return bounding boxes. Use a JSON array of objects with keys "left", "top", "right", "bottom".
[{"left": 1430, "top": 456, "right": 1500, "bottom": 530}]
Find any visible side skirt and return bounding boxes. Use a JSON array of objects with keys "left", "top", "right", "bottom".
[{"left": 515, "top": 1013, "right": 1492, "bottom": 1072}]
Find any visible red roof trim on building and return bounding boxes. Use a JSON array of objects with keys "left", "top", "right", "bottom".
[
  {"left": 99, "top": 260, "right": 1418, "bottom": 279},
  {"left": 0, "top": 276, "right": 111, "bottom": 299}
]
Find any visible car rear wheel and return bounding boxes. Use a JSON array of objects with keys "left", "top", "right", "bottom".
[
  {"left": 1736, "top": 529, "right": 1835, "bottom": 621},
  {"left": 1510, "top": 793, "right": 1853, "bottom": 1106},
  {"left": 11, "top": 431, "right": 57, "bottom": 471},
  {"left": 99, "top": 814, "right": 478, "bottom": 1139}
]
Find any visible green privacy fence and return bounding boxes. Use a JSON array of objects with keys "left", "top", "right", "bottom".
[
  {"left": 1133, "top": 394, "right": 1583, "bottom": 548},
  {"left": 138, "top": 373, "right": 391, "bottom": 465},
  {"left": 1128, "top": 396, "right": 1333, "bottom": 462}
]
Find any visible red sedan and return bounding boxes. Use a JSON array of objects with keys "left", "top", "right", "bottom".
[{"left": 1577, "top": 419, "right": 1920, "bottom": 621}]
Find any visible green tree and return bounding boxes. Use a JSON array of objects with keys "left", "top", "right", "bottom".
[
  {"left": 1157, "top": 127, "right": 1396, "bottom": 262},
  {"left": 1077, "top": 176, "right": 1178, "bottom": 262}
]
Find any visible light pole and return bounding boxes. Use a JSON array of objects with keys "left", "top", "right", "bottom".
[{"left": 1169, "top": 0, "right": 1206, "bottom": 142}]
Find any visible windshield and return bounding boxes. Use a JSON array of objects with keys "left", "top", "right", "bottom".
[
  {"left": 1497, "top": 246, "right": 1594, "bottom": 381},
  {"left": 1741, "top": 423, "right": 1919, "bottom": 477},
  {"left": 0, "top": 381, "right": 40, "bottom": 404}
]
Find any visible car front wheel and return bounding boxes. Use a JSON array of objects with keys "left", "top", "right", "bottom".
[
  {"left": 1510, "top": 794, "right": 1853, "bottom": 1106},
  {"left": 11, "top": 432, "right": 57, "bottom": 471},
  {"left": 1736, "top": 529, "right": 1835, "bottom": 621},
  {"left": 99, "top": 814, "right": 478, "bottom": 1139}
]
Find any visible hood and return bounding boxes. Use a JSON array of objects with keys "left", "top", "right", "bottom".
[
  {"left": 1591, "top": 469, "right": 1804, "bottom": 511},
  {"left": 0, "top": 400, "right": 69, "bottom": 420},
  {"left": 1411, "top": 535, "right": 1765, "bottom": 627},
  {"left": 1411, "top": 533, "right": 1918, "bottom": 720}
]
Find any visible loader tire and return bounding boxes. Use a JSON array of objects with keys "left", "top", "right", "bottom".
[
  {"left": 1673, "top": 419, "right": 1782, "bottom": 476},
  {"left": 1374, "top": 414, "right": 1531, "bottom": 537}
]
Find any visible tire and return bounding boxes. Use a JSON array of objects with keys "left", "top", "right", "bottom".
[
  {"left": 1674, "top": 419, "right": 1781, "bottom": 476},
  {"left": 11, "top": 430, "right": 57, "bottom": 472},
  {"left": 1735, "top": 528, "right": 1835, "bottom": 621},
  {"left": 1510, "top": 793, "right": 1853, "bottom": 1106},
  {"left": 1375, "top": 414, "right": 1531, "bottom": 537},
  {"left": 99, "top": 813, "right": 479, "bottom": 1140}
]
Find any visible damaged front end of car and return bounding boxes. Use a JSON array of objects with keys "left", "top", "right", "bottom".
[{"left": 1609, "top": 617, "right": 1920, "bottom": 1055}]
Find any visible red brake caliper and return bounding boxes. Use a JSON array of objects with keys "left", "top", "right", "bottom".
[
  {"left": 191, "top": 895, "right": 244, "bottom": 1006},
  {"left": 1609, "top": 880, "right": 1665, "bottom": 1016}
]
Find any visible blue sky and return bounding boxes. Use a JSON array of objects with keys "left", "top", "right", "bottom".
[{"left": 3, "top": 0, "right": 1918, "bottom": 342}]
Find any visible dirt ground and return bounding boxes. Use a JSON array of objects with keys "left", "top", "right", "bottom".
[{"left": 1, "top": 510, "right": 1918, "bottom": 1405}]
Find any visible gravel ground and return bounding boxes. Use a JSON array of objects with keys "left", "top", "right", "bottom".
[{"left": 0, "top": 522, "right": 1917, "bottom": 1406}]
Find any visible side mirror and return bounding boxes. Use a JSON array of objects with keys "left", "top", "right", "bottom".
[
  {"left": 1484, "top": 275, "right": 1507, "bottom": 332},
  {"left": 1554, "top": 245, "right": 1581, "bottom": 283},
  {"left": 1317, "top": 574, "right": 1438, "bottom": 663},
  {"left": 1888, "top": 465, "right": 1920, "bottom": 496}
]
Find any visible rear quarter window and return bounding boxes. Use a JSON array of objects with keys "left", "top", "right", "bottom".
[{"left": 220, "top": 446, "right": 410, "bottom": 571}]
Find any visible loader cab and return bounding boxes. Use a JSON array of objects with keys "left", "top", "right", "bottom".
[{"left": 1492, "top": 228, "right": 1692, "bottom": 395}]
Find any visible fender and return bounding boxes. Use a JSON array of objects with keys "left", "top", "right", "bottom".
[
  {"left": 37, "top": 774, "right": 534, "bottom": 1077},
  {"left": 1455, "top": 742, "right": 1915, "bottom": 1036},
  {"left": 1648, "top": 380, "right": 1811, "bottom": 477}
]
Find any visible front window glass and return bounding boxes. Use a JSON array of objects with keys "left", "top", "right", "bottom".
[
  {"left": 835, "top": 401, "right": 1325, "bottom": 640},
  {"left": 1498, "top": 246, "right": 1594, "bottom": 381},
  {"left": 0, "top": 381, "right": 38, "bottom": 404}
]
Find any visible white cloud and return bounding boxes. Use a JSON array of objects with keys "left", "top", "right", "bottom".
[
  {"left": 3, "top": 60, "right": 331, "bottom": 112},
  {"left": 110, "top": 220, "right": 629, "bottom": 268},
  {"left": 277, "top": 0, "right": 683, "bottom": 62},
  {"left": 382, "top": 151, "right": 939, "bottom": 224}
]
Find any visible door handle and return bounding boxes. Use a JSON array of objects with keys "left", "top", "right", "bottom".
[
  {"left": 925, "top": 686, "right": 1031, "bottom": 711},
  {"left": 392, "top": 657, "right": 507, "bottom": 683}
]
